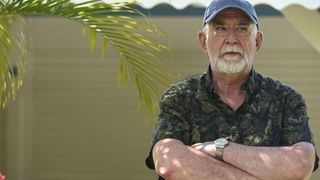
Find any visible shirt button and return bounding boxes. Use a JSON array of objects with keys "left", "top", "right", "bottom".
[{"left": 234, "top": 131, "right": 240, "bottom": 138}]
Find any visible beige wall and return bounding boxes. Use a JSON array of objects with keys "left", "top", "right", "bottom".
[
  {"left": 2, "top": 15, "right": 320, "bottom": 180},
  {"left": 0, "top": 109, "right": 5, "bottom": 172}
]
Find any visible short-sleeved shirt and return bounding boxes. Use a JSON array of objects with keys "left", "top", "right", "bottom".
[{"left": 145, "top": 67, "right": 319, "bottom": 177}]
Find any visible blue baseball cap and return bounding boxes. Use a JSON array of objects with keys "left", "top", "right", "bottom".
[{"left": 203, "top": 0, "right": 259, "bottom": 29}]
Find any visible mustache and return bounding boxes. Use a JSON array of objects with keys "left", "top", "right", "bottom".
[{"left": 220, "top": 45, "right": 243, "bottom": 56}]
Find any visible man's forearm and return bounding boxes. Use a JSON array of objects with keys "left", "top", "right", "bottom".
[
  {"left": 223, "top": 142, "right": 315, "bottom": 180},
  {"left": 153, "top": 138, "right": 258, "bottom": 180}
]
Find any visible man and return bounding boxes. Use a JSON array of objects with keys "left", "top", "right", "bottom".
[{"left": 145, "top": 0, "right": 319, "bottom": 179}]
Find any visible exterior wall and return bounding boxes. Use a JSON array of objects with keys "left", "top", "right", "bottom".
[
  {"left": 3, "top": 16, "right": 320, "bottom": 180},
  {"left": 0, "top": 109, "right": 5, "bottom": 172}
]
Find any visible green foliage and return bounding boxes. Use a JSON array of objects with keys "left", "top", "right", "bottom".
[
  {"left": 0, "top": 0, "right": 172, "bottom": 119},
  {"left": 0, "top": 15, "right": 26, "bottom": 108}
]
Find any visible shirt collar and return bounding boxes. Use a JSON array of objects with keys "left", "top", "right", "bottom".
[
  {"left": 241, "top": 69, "right": 257, "bottom": 94},
  {"left": 203, "top": 65, "right": 215, "bottom": 96}
]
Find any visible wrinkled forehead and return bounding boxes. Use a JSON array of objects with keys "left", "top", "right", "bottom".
[{"left": 211, "top": 8, "right": 253, "bottom": 24}]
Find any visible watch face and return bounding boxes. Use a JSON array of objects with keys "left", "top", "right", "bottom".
[{"left": 215, "top": 138, "right": 228, "bottom": 146}]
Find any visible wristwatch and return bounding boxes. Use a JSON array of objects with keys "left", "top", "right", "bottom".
[{"left": 214, "top": 138, "right": 229, "bottom": 161}]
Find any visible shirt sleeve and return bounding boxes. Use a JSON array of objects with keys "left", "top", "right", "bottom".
[
  {"left": 281, "top": 90, "right": 319, "bottom": 171},
  {"left": 145, "top": 86, "right": 191, "bottom": 170}
]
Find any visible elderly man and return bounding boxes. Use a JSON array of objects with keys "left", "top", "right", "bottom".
[{"left": 145, "top": 0, "right": 319, "bottom": 179}]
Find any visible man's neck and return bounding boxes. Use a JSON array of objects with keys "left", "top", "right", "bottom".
[
  {"left": 212, "top": 72, "right": 249, "bottom": 93},
  {"left": 211, "top": 70, "right": 250, "bottom": 110}
]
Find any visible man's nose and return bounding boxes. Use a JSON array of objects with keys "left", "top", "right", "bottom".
[{"left": 225, "top": 29, "right": 239, "bottom": 45}]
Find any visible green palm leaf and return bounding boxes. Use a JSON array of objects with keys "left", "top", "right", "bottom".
[
  {"left": 0, "top": 0, "right": 173, "bottom": 119},
  {"left": 0, "top": 14, "right": 26, "bottom": 108}
]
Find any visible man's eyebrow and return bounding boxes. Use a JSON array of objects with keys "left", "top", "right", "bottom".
[
  {"left": 238, "top": 20, "right": 251, "bottom": 26},
  {"left": 212, "top": 20, "right": 224, "bottom": 26}
]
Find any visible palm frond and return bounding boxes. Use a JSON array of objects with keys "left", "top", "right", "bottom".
[
  {"left": 0, "top": 15, "right": 26, "bottom": 108},
  {"left": 0, "top": 0, "right": 173, "bottom": 119}
]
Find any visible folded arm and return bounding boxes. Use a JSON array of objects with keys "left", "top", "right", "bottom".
[
  {"left": 153, "top": 138, "right": 315, "bottom": 180},
  {"left": 223, "top": 141, "right": 315, "bottom": 180},
  {"left": 193, "top": 141, "right": 315, "bottom": 180},
  {"left": 153, "top": 138, "right": 258, "bottom": 180}
]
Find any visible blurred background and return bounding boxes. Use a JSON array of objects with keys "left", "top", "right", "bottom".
[{"left": 0, "top": 1, "right": 319, "bottom": 180}]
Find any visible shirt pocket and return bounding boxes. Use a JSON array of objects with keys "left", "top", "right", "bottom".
[{"left": 241, "top": 113, "right": 281, "bottom": 146}]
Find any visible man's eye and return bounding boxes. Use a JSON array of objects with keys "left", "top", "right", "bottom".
[
  {"left": 237, "top": 27, "right": 248, "bottom": 32},
  {"left": 215, "top": 26, "right": 226, "bottom": 31}
]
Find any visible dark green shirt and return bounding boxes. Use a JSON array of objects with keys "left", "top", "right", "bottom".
[{"left": 146, "top": 67, "right": 319, "bottom": 175}]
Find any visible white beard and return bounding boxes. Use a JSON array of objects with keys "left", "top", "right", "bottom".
[
  {"left": 213, "top": 45, "right": 248, "bottom": 74},
  {"left": 215, "top": 56, "right": 247, "bottom": 74}
]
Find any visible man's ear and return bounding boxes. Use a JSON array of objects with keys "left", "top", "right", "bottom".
[
  {"left": 198, "top": 31, "right": 208, "bottom": 53},
  {"left": 255, "top": 31, "right": 263, "bottom": 52}
]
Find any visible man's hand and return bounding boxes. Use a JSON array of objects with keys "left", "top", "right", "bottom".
[{"left": 192, "top": 142, "right": 217, "bottom": 158}]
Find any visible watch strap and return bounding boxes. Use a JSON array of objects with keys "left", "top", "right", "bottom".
[{"left": 215, "top": 145, "right": 224, "bottom": 161}]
